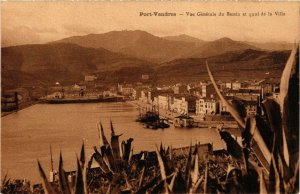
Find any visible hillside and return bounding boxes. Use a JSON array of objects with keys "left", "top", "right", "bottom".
[
  {"left": 54, "top": 31, "right": 260, "bottom": 63},
  {"left": 1, "top": 43, "right": 152, "bottom": 88},
  {"left": 185, "top": 38, "right": 258, "bottom": 58},
  {"left": 155, "top": 49, "right": 291, "bottom": 84},
  {"left": 245, "top": 41, "right": 294, "bottom": 51},
  {"left": 53, "top": 30, "right": 200, "bottom": 63},
  {"left": 2, "top": 35, "right": 292, "bottom": 90}
]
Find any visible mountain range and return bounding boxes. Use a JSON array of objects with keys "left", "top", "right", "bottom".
[{"left": 1, "top": 30, "right": 293, "bottom": 91}]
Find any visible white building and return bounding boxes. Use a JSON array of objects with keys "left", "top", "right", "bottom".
[
  {"left": 171, "top": 97, "right": 188, "bottom": 114},
  {"left": 196, "top": 98, "right": 219, "bottom": 115},
  {"left": 232, "top": 82, "right": 242, "bottom": 90}
]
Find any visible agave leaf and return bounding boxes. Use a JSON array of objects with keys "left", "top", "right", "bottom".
[
  {"left": 184, "top": 143, "right": 193, "bottom": 191},
  {"left": 168, "top": 170, "right": 178, "bottom": 192},
  {"left": 37, "top": 160, "right": 57, "bottom": 194},
  {"left": 219, "top": 130, "right": 243, "bottom": 162},
  {"left": 80, "top": 141, "right": 85, "bottom": 169},
  {"left": 284, "top": 157, "right": 299, "bottom": 193},
  {"left": 190, "top": 152, "right": 199, "bottom": 188},
  {"left": 173, "top": 169, "right": 186, "bottom": 193},
  {"left": 259, "top": 169, "right": 268, "bottom": 194},
  {"left": 58, "top": 152, "right": 71, "bottom": 194},
  {"left": 206, "top": 61, "right": 245, "bottom": 129},
  {"left": 279, "top": 43, "right": 298, "bottom": 113},
  {"left": 269, "top": 154, "right": 281, "bottom": 193},
  {"left": 277, "top": 152, "right": 292, "bottom": 182},
  {"left": 92, "top": 147, "right": 110, "bottom": 173},
  {"left": 138, "top": 167, "right": 145, "bottom": 189},
  {"left": 203, "top": 162, "right": 208, "bottom": 194},
  {"left": 74, "top": 157, "right": 85, "bottom": 194},
  {"left": 279, "top": 44, "right": 299, "bottom": 166},
  {"left": 190, "top": 175, "right": 203, "bottom": 194},
  {"left": 128, "top": 148, "right": 133, "bottom": 163},
  {"left": 103, "top": 146, "right": 115, "bottom": 172},
  {"left": 110, "top": 120, "right": 115, "bottom": 135},
  {"left": 111, "top": 134, "right": 122, "bottom": 161},
  {"left": 261, "top": 99, "right": 281, "bottom": 134},
  {"left": 281, "top": 129, "right": 290, "bottom": 167},
  {"left": 98, "top": 122, "right": 109, "bottom": 148},
  {"left": 249, "top": 117, "right": 272, "bottom": 171},
  {"left": 207, "top": 61, "right": 273, "bottom": 172},
  {"left": 255, "top": 115, "right": 274, "bottom": 151},
  {"left": 156, "top": 146, "right": 167, "bottom": 181},
  {"left": 231, "top": 99, "right": 247, "bottom": 119}
]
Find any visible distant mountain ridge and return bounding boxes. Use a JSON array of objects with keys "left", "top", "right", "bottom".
[
  {"left": 1, "top": 30, "right": 293, "bottom": 91},
  {"left": 52, "top": 30, "right": 198, "bottom": 63},
  {"left": 53, "top": 30, "right": 259, "bottom": 63},
  {"left": 163, "top": 34, "right": 206, "bottom": 43}
]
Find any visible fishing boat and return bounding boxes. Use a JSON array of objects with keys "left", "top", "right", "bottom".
[
  {"left": 174, "top": 114, "right": 194, "bottom": 128},
  {"left": 137, "top": 105, "right": 170, "bottom": 129}
]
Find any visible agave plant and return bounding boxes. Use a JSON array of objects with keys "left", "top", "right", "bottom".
[{"left": 206, "top": 43, "right": 299, "bottom": 193}]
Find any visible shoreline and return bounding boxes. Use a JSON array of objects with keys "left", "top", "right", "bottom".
[{"left": 1, "top": 100, "right": 38, "bottom": 117}]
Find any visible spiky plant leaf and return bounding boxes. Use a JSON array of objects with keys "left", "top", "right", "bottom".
[
  {"left": 184, "top": 143, "right": 192, "bottom": 192},
  {"left": 80, "top": 141, "right": 85, "bottom": 169},
  {"left": 122, "top": 138, "right": 134, "bottom": 162},
  {"left": 92, "top": 147, "right": 110, "bottom": 173},
  {"left": 203, "top": 162, "right": 208, "bottom": 194},
  {"left": 219, "top": 130, "right": 243, "bottom": 162},
  {"left": 269, "top": 154, "right": 281, "bottom": 193},
  {"left": 98, "top": 122, "right": 109, "bottom": 148},
  {"left": 110, "top": 120, "right": 115, "bottom": 136},
  {"left": 37, "top": 160, "right": 57, "bottom": 194},
  {"left": 58, "top": 152, "right": 71, "bottom": 194},
  {"left": 138, "top": 167, "right": 145, "bottom": 189},
  {"left": 279, "top": 44, "right": 299, "bottom": 166},
  {"left": 190, "top": 175, "right": 203, "bottom": 194},
  {"left": 259, "top": 169, "right": 268, "bottom": 194},
  {"left": 168, "top": 171, "right": 178, "bottom": 192},
  {"left": 190, "top": 151, "right": 199, "bottom": 188},
  {"left": 206, "top": 61, "right": 245, "bottom": 128},
  {"left": 74, "top": 156, "right": 88, "bottom": 194},
  {"left": 207, "top": 61, "right": 272, "bottom": 171},
  {"left": 156, "top": 146, "right": 167, "bottom": 181}
]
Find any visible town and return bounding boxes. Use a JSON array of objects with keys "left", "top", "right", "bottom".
[{"left": 2, "top": 70, "right": 281, "bottom": 129}]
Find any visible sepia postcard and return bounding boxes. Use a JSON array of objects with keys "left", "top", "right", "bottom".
[{"left": 1, "top": 1, "right": 299, "bottom": 193}]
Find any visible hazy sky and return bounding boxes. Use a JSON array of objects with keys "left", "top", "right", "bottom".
[{"left": 1, "top": 2, "right": 299, "bottom": 47}]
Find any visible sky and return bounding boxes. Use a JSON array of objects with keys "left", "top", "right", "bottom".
[{"left": 1, "top": 2, "right": 299, "bottom": 47}]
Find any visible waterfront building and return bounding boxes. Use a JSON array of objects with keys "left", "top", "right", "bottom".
[
  {"left": 173, "top": 84, "right": 188, "bottom": 94},
  {"left": 171, "top": 96, "right": 188, "bottom": 114},
  {"left": 232, "top": 82, "right": 242, "bottom": 90},
  {"left": 225, "top": 82, "right": 232, "bottom": 89},
  {"left": 153, "top": 95, "right": 170, "bottom": 111},
  {"left": 196, "top": 98, "right": 219, "bottom": 115},
  {"left": 189, "top": 86, "right": 202, "bottom": 97}
]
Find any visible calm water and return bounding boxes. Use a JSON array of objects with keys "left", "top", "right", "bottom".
[{"left": 1, "top": 102, "right": 225, "bottom": 183}]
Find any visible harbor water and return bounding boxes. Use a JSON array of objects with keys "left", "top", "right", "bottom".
[{"left": 1, "top": 102, "right": 225, "bottom": 183}]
